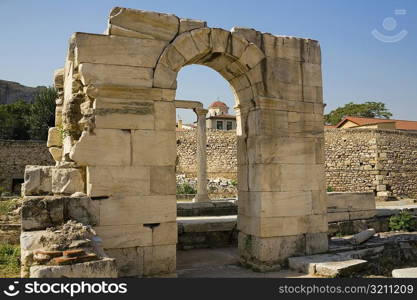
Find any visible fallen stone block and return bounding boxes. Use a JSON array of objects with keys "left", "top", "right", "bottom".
[
  {"left": 350, "top": 228, "right": 376, "bottom": 245},
  {"left": 315, "top": 259, "right": 367, "bottom": 277},
  {"left": 392, "top": 267, "right": 417, "bottom": 278},
  {"left": 30, "top": 258, "right": 117, "bottom": 278}
]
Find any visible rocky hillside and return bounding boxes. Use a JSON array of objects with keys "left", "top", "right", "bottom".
[{"left": 0, "top": 80, "right": 46, "bottom": 105}]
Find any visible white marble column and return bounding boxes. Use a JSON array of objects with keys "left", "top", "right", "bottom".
[{"left": 193, "top": 108, "right": 210, "bottom": 202}]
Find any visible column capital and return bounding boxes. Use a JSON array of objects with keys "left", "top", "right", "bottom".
[{"left": 194, "top": 107, "right": 208, "bottom": 116}]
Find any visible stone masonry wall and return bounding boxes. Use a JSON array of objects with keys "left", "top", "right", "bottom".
[
  {"left": 324, "top": 129, "right": 378, "bottom": 193},
  {"left": 0, "top": 140, "right": 54, "bottom": 193},
  {"left": 176, "top": 128, "right": 417, "bottom": 199},
  {"left": 176, "top": 129, "right": 237, "bottom": 179},
  {"left": 377, "top": 130, "right": 417, "bottom": 199}
]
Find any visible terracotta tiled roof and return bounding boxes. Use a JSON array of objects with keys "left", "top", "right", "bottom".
[
  {"left": 336, "top": 116, "right": 417, "bottom": 131},
  {"left": 209, "top": 101, "right": 228, "bottom": 108}
]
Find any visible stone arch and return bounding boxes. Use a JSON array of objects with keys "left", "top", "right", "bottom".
[
  {"left": 153, "top": 27, "right": 265, "bottom": 110},
  {"left": 21, "top": 7, "right": 328, "bottom": 278}
]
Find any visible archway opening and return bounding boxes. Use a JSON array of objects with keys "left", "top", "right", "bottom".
[{"left": 174, "top": 64, "right": 241, "bottom": 274}]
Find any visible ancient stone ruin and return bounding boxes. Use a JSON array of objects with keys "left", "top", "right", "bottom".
[{"left": 20, "top": 7, "right": 327, "bottom": 277}]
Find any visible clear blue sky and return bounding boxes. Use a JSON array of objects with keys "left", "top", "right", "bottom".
[{"left": 1, "top": 0, "right": 416, "bottom": 123}]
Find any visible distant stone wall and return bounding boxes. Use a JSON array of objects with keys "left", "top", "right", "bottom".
[
  {"left": 377, "top": 130, "right": 417, "bottom": 199},
  {"left": 0, "top": 140, "right": 54, "bottom": 193},
  {"left": 177, "top": 128, "right": 417, "bottom": 199},
  {"left": 325, "top": 129, "right": 378, "bottom": 193},
  {"left": 325, "top": 129, "right": 417, "bottom": 199},
  {"left": 176, "top": 129, "right": 237, "bottom": 179}
]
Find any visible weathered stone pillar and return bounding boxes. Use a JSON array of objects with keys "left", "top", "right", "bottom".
[{"left": 193, "top": 108, "right": 210, "bottom": 202}]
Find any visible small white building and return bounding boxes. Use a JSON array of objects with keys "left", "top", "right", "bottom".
[{"left": 206, "top": 101, "right": 236, "bottom": 131}]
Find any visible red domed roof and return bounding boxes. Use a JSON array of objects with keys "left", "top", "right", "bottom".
[{"left": 209, "top": 101, "right": 228, "bottom": 108}]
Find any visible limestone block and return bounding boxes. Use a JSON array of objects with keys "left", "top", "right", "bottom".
[
  {"left": 238, "top": 43, "right": 265, "bottom": 69},
  {"left": 302, "top": 40, "right": 321, "bottom": 65},
  {"left": 70, "top": 129, "right": 131, "bottom": 166},
  {"left": 315, "top": 259, "right": 367, "bottom": 277},
  {"left": 132, "top": 130, "right": 176, "bottom": 166},
  {"left": 173, "top": 31, "right": 200, "bottom": 61},
  {"left": 87, "top": 166, "right": 150, "bottom": 197},
  {"left": 93, "top": 98, "right": 155, "bottom": 130},
  {"left": 203, "top": 54, "right": 236, "bottom": 73},
  {"left": 231, "top": 27, "right": 262, "bottom": 48},
  {"left": 54, "top": 68, "right": 64, "bottom": 88},
  {"left": 279, "top": 164, "right": 325, "bottom": 192},
  {"left": 85, "top": 85, "right": 175, "bottom": 101},
  {"left": 150, "top": 166, "right": 176, "bottom": 195},
  {"left": 327, "top": 212, "right": 349, "bottom": 223},
  {"left": 305, "top": 232, "right": 328, "bottom": 254},
  {"left": 62, "top": 135, "right": 74, "bottom": 160},
  {"left": 266, "top": 57, "right": 302, "bottom": 86},
  {"left": 154, "top": 101, "right": 176, "bottom": 130},
  {"left": 190, "top": 28, "right": 211, "bottom": 54},
  {"left": 52, "top": 168, "right": 84, "bottom": 195},
  {"left": 262, "top": 34, "right": 302, "bottom": 61},
  {"left": 230, "top": 34, "right": 250, "bottom": 59},
  {"left": 72, "top": 33, "right": 167, "bottom": 68},
  {"left": 152, "top": 222, "right": 178, "bottom": 245},
  {"left": 327, "top": 192, "right": 376, "bottom": 212},
  {"left": 239, "top": 191, "right": 313, "bottom": 218},
  {"left": 179, "top": 18, "right": 206, "bottom": 34},
  {"left": 108, "top": 7, "right": 179, "bottom": 41},
  {"left": 107, "top": 24, "right": 150, "bottom": 39},
  {"left": 246, "top": 136, "right": 317, "bottom": 165},
  {"left": 238, "top": 214, "right": 327, "bottom": 238},
  {"left": 219, "top": 60, "right": 250, "bottom": 81},
  {"left": 247, "top": 109, "right": 288, "bottom": 137},
  {"left": 66, "top": 196, "right": 99, "bottom": 225},
  {"left": 210, "top": 28, "right": 230, "bottom": 53},
  {"left": 312, "top": 190, "right": 327, "bottom": 215},
  {"left": 47, "top": 127, "right": 62, "bottom": 148},
  {"left": 49, "top": 147, "right": 62, "bottom": 162},
  {"left": 95, "top": 224, "right": 152, "bottom": 248},
  {"left": 22, "top": 166, "right": 54, "bottom": 196},
  {"left": 349, "top": 210, "right": 376, "bottom": 220},
  {"left": 239, "top": 232, "right": 306, "bottom": 266},
  {"left": 79, "top": 63, "right": 153, "bottom": 88},
  {"left": 30, "top": 258, "right": 117, "bottom": 278},
  {"left": 153, "top": 63, "right": 177, "bottom": 89},
  {"left": 55, "top": 106, "right": 62, "bottom": 126},
  {"left": 143, "top": 244, "right": 176, "bottom": 276},
  {"left": 21, "top": 197, "right": 64, "bottom": 230},
  {"left": 105, "top": 247, "right": 143, "bottom": 277},
  {"left": 229, "top": 74, "right": 252, "bottom": 92},
  {"left": 302, "top": 63, "right": 322, "bottom": 87},
  {"left": 392, "top": 267, "right": 417, "bottom": 278},
  {"left": 99, "top": 195, "right": 176, "bottom": 226},
  {"left": 248, "top": 163, "right": 281, "bottom": 192},
  {"left": 158, "top": 44, "right": 187, "bottom": 72}
]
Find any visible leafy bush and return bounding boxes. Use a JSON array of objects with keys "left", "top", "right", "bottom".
[
  {"left": 176, "top": 183, "right": 197, "bottom": 195},
  {"left": 389, "top": 211, "right": 416, "bottom": 232},
  {"left": 0, "top": 87, "right": 57, "bottom": 140},
  {"left": 0, "top": 244, "right": 20, "bottom": 277},
  {"left": 327, "top": 186, "right": 334, "bottom": 192},
  {"left": 230, "top": 179, "right": 237, "bottom": 187}
]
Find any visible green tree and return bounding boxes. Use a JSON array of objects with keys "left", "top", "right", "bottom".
[
  {"left": 0, "top": 100, "right": 32, "bottom": 139},
  {"left": 27, "top": 87, "right": 57, "bottom": 140},
  {"left": 324, "top": 101, "right": 392, "bottom": 125}
]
